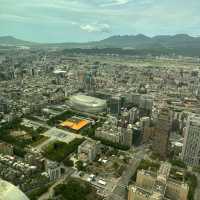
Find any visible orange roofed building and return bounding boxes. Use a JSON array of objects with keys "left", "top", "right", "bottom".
[{"left": 60, "top": 117, "right": 90, "bottom": 132}]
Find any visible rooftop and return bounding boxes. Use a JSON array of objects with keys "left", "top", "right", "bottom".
[
  {"left": 0, "top": 179, "right": 29, "bottom": 200},
  {"left": 60, "top": 116, "right": 90, "bottom": 131}
]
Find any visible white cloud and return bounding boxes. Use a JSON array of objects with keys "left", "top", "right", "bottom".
[
  {"left": 80, "top": 23, "right": 111, "bottom": 33},
  {"left": 99, "top": 0, "right": 130, "bottom": 7}
]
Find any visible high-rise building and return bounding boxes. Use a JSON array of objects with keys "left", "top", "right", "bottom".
[
  {"left": 182, "top": 114, "right": 200, "bottom": 166},
  {"left": 152, "top": 108, "right": 170, "bottom": 159},
  {"left": 109, "top": 95, "right": 122, "bottom": 116},
  {"left": 139, "top": 94, "right": 154, "bottom": 114}
]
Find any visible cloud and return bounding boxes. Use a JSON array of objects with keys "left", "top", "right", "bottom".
[
  {"left": 99, "top": 0, "right": 130, "bottom": 7},
  {"left": 1, "top": 0, "right": 200, "bottom": 42},
  {"left": 80, "top": 23, "right": 111, "bottom": 33}
]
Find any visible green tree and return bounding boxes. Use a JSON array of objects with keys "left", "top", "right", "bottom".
[{"left": 76, "top": 160, "right": 85, "bottom": 171}]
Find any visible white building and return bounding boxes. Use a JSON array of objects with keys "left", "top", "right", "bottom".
[
  {"left": 78, "top": 139, "right": 101, "bottom": 163},
  {"left": 45, "top": 160, "right": 61, "bottom": 181},
  {"left": 95, "top": 116, "right": 132, "bottom": 147}
]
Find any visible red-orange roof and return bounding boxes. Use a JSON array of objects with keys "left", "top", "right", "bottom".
[{"left": 60, "top": 119, "right": 90, "bottom": 131}]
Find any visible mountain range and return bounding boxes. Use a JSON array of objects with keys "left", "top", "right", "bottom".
[{"left": 1, "top": 34, "right": 200, "bottom": 56}]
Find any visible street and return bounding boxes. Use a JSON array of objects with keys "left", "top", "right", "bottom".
[
  {"left": 38, "top": 167, "right": 75, "bottom": 200},
  {"left": 106, "top": 156, "right": 141, "bottom": 200}
]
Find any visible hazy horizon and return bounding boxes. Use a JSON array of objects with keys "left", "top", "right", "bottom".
[
  {"left": 1, "top": 33, "right": 200, "bottom": 44},
  {"left": 1, "top": 0, "right": 200, "bottom": 43}
]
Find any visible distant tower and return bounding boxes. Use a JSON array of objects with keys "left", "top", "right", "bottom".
[
  {"left": 84, "top": 71, "right": 95, "bottom": 95},
  {"left": 31, "top": 68, "right": 35, "bottom": 77}
]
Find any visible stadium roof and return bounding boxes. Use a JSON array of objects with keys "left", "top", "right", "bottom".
[{"left": 0, "top": 179, "right": 29, "bottom": 200}]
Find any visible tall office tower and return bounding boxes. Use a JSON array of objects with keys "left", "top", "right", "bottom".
[
  {"left": 118, "top": 111, "right": 129, "bottom": 128},
  {"left": 83, "top": 71, "right": 96, "bottom": 95},
  {"left": 121, "top": 125, "right": 133, "bottom": 147},
  {"left": 109, "top": 95, "right": 122, "bottom": 116},
  {"left": 153, "top": 108, "right": 170, "bottom": 159},
  {"left": 139, "top": 94, "right": 154, "bottom": 115},
  {"left": 31, "top": 68, "right": 35, "bottom": 77},
  {"left": 182, "top": 114, "right": 200, "bottom": 166}
]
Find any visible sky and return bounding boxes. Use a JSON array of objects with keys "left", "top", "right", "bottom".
[{"left": 0, "top": 0, "right": 200, "bottom": 43}]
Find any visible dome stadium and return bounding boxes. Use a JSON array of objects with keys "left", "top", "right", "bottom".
[
  {"left": 69, "top": 94, "right": 107, "bottom": 113},
  {"left": 0, "top": 179, "right": 29, "bottom": 200}
]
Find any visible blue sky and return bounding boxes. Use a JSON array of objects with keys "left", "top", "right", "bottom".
[{"left": 0, "top": 0, "right": 200, "bottom": 43}]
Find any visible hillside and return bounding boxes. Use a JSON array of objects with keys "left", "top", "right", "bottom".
[
  {"left": 0, "top": 36, "right": 36, "bottom": 46},
  {"left": 1, "top": 34, "right": 200, "bottom": 56}
]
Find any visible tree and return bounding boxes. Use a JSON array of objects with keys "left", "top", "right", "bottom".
[
  {"left": 170, "top": 159, "right": 186, "bottom": 169},
  {"left": 113, "top": 162, "right": 119, "bottom": 170},
  {"left": 76, "top": 160, "right": 85, "bottom": 171},
  {"left": 54, "top": 179, "right": 92, "bottom": 200},
  {"left": 63, "top": 158, "right": 74, "bottom": 167}
]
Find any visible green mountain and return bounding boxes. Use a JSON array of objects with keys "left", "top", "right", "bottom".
[
  {"left": 88, "top": 34, "right": 200, "bottom": 49},
  {"left": 0, "top": 36, "right": 36, "bottom": 46},
  {"left": 1, "top": 34, "right": 200, "bottom": 56}
]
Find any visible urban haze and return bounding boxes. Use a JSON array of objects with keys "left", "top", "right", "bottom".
[{"left": 0, "top": 1, "right": 200, "bottom": 200}]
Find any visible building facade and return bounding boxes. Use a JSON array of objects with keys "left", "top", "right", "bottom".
[
  {"left": 128, "top": 162, "right": 189, "bottom": 200},
  {"left": 95, "top": 116, "right": 133, "bottom": 147},
  {"left": 152, "top": 109, "right": 170, "bottom": 159},
  {"left": 0, "top": 141, "right": 13, "bottom": 155},
  {"left": 78, "top": 139, "right": 101, "bottom": 163},
  {"left": 182, "top": 114, "right": 200, "bottom": 166}
]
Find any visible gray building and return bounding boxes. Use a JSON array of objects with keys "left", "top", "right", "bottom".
[
  {"left": 182, "top": 114, "right": 200, "bottom": 166},
  {"left": 78, "top": 139, "right": 101, "bottom": 163},
  {"left": 45, "top": 160, "right": 61, "bottom": 181},
  {"left": 139, "top": 94, "right": 154, "bottom": 113}
]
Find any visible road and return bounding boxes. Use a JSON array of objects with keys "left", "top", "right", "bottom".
[
  {"left": 38, "top": 167, "right": 75, "bottom": 200},
  {"left": 24, "top": 118, "right": 52, "bottom": 130},
  {"left": 106, "top": 155, "right": 142, "bottom": 200}
]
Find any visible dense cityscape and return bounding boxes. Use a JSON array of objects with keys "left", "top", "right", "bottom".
[
  {"left": 0, "top": 46, "right": 200, "bottom": 200},
  {"left": 1, "top": 0, "right": 200, "bottom": 199}
]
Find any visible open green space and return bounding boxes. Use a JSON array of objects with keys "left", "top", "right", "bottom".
[
  {"left": 54, "top": 178, "right": 102, "bottom": 200},
  {"left": 31, "top": 135, "right": 49, "bottom": 147},
  {"left": 27, "top": 183, "right": 54, "bottom": 200},
  {"left": 169, "top": 159, "right": 187, "bottom": 169},
  {"left": 0, "top": 117, "right": 49, "bottom": 157},
  {"left": 43, "top": 138, "right": 85, "bottom": 162},
  {"left": 47, "top": 110, "right": 74, "bottom": 126}
]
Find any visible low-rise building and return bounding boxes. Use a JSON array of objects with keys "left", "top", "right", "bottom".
[
  {"left": 128, "top": 162, "right": 189, "bottom": 200},
  {"left": 95, "top": 116, "right": 133, "bottom": 147},
  {"left": 45, "top": 160, "right": 61, "bottom": 181},
  {"left": 78, "top": 139, "right": 101, "bottom": 162},
  {"left": 0, "top": 141, "right": 13, "bottom": 155}
]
